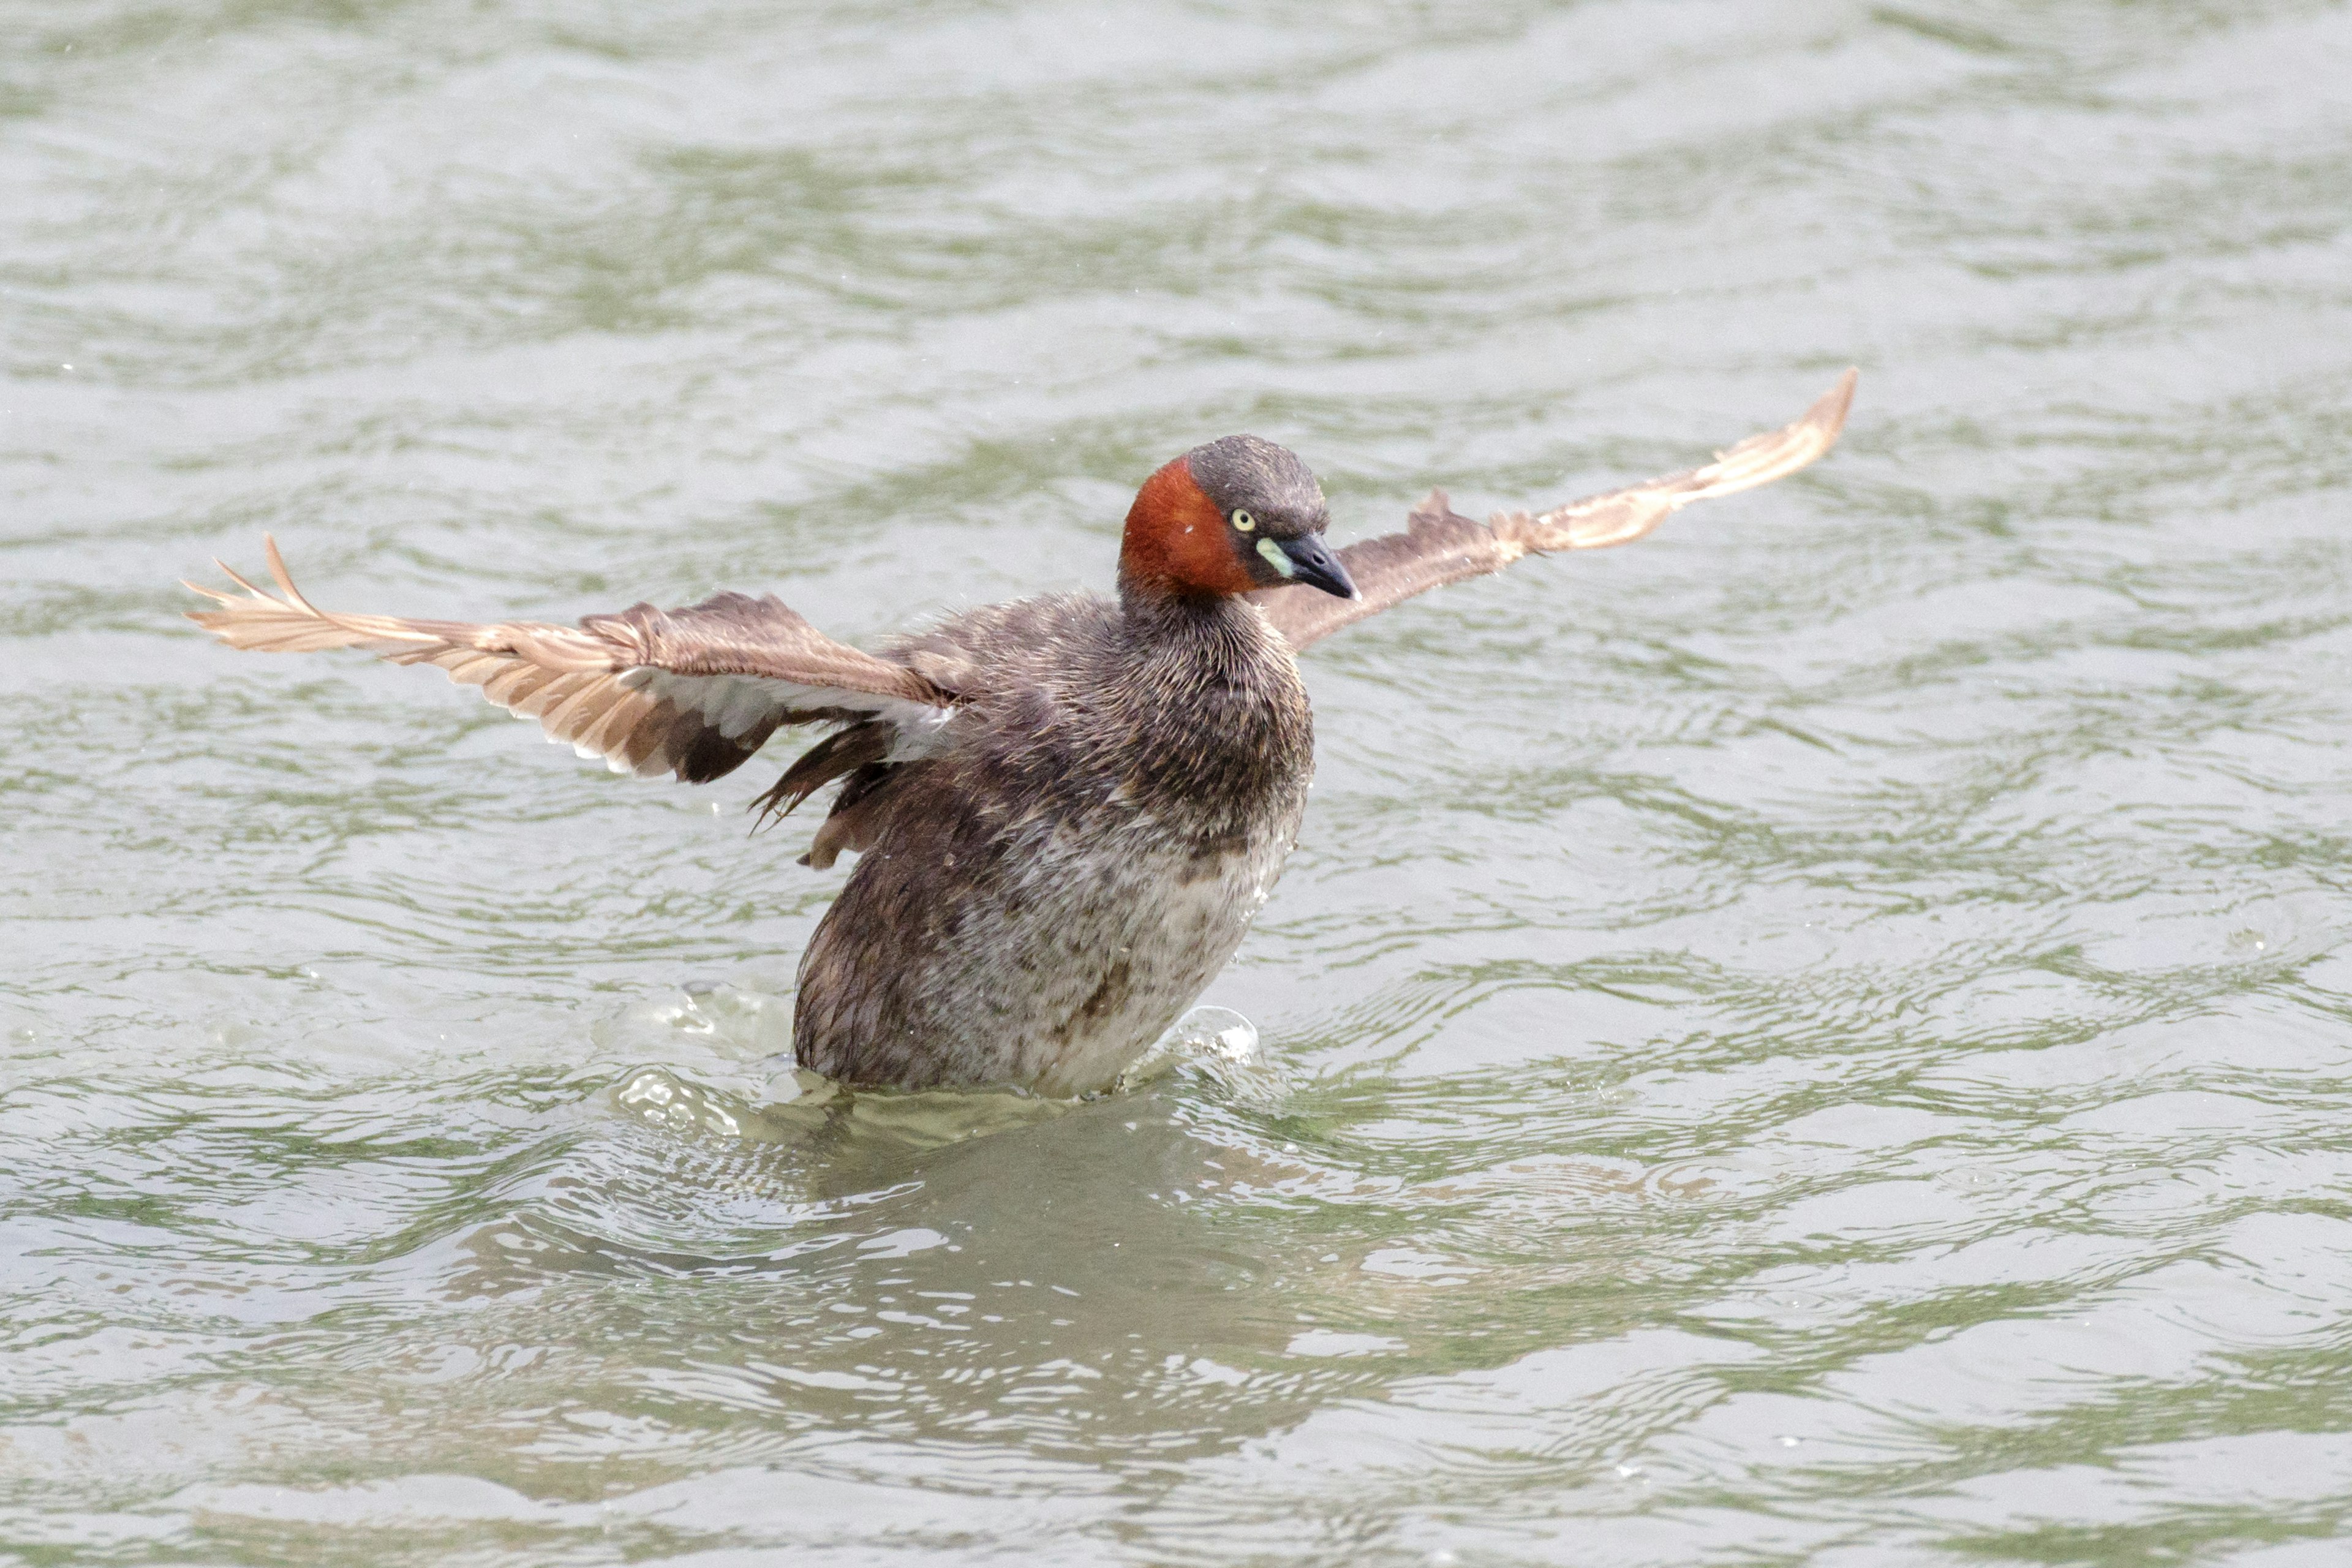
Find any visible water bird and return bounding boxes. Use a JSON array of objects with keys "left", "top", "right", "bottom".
[{"left": 188, "top": 371, "right": 1855, "bottom": 1095}]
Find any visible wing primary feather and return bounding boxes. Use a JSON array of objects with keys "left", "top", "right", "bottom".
[
  {"left": 263, "top": 535, "right": 328, "bottom": 619},
  {"left": 184, "top": 540, "right": 959, "bottom": 813},
  {"left": 1250, "top": 369, "right": 1857, "bottom": 650}
]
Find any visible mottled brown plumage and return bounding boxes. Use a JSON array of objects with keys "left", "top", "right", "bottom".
[
  {"left": 184, "top": 372, "right": 1855, "bottom": 1095},
  {"left": 793, "top": 592, "right": 1314, "bottom": 1091}
]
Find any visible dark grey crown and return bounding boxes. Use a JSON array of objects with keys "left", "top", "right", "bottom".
[{"left": 1183, "top": 435, "right": 1329, "bottom": 540}]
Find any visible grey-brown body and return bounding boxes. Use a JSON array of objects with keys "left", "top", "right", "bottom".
[{"left": 793, "top": 592, "right": 1311, "bottom": 1096}]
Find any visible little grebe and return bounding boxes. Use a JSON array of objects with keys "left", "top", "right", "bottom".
[{"left": 189, "top": 371, "right": 1855, "bottom": 1095}]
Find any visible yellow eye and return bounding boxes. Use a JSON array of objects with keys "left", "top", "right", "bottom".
[{"left": 1232, "top": 510, "right": 1256, "bottom": 532}]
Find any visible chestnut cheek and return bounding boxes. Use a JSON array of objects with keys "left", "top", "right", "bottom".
[{"left": 1120, "top": 464, "right": 1257, "bottom": 597}]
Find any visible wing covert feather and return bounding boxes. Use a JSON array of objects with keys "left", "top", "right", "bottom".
[
  {"left": 184, "top": 538, "right": 950, "bottom": 783},
  {"left": 1253, "top": 369, "right": 1856, "bottom": 650}
]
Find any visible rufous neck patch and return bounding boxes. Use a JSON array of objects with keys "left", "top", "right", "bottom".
[{"left": 1119, "top": 458, "right": 1254, "bottom": 599}]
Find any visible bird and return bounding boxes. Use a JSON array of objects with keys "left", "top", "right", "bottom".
[{"left": 187, "top": 370, "right": 1856, "bottom": 1096}]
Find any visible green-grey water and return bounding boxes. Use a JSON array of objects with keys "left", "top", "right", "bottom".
[{"left": 7, "top": 2, "right": 2352, "bottom": 1563}]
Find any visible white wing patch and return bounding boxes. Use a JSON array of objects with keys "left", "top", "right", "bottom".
[{"left": 883, "top": 706, "right": 958, "bottom": 761}]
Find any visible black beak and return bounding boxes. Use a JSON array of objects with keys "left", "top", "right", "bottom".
[{"left": 1276, "top": 532, "right": 1357, "bottom": 600}]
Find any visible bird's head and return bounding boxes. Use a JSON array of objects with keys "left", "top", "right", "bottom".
[{"left": 1118, "top": 435, "right": 1357, "bottom": 604}]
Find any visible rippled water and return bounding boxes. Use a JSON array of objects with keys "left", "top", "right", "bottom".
[{"left": 8, "top": 2, "right": 2352, "bottom": 1562}]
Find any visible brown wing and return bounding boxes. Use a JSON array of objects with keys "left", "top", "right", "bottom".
[
  {"left": 184, "top": 537, "right": 952, "bottom": 785},
  {"left": 1251, "top": 369, "right": 1857, "bottom": 650}
]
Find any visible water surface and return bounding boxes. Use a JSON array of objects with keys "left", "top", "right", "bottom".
[{"left": 7, "top": 1, "right": 2352, "bottom": 1562}]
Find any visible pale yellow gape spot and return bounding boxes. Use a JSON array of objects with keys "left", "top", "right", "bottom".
[{"left": 1255, "top": 536, "right": 1295, "bottom": 577}]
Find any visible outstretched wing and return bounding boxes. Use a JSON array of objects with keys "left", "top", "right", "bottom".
[
  {"left": 1251, "top": 369, "right": 1857, "bottom": 650},
  {"left": 184, "top": 537, "right": 953, "bottom": 786}
]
